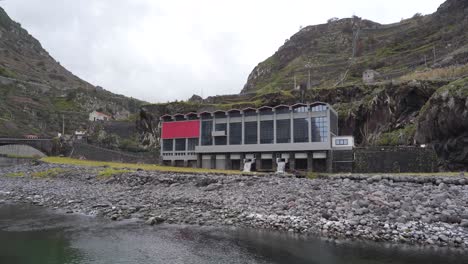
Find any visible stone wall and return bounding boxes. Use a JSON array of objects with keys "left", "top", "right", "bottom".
[
  {"left": 0, "top": 155, "right": 34, "bottom": 167},
  {"left": 70, "top": 143, "right": 156, "bottom": 164},
  {"left": 0, "top": 144, "right": 47, "bottom": 158},
  {"left": 353, "top": 146, "right": 438, "bottom": 173}
]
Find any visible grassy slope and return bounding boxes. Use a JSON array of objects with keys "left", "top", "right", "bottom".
[{"left": 41, "top": 157, "right": 250, "bottom": 175}]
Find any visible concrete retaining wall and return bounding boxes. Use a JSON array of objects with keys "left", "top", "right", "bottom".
[
  {"left": 70, "top": 143, "right": 156, "bottom": 164},
  {"left": 0, "top": 144, "right": 47, "bottom": 158},
  {"left": 0, "top": 156, "right": 34, "bottom": 167},
  {"left": 353, "top": 146, "right": 438, "bottom": 173}
]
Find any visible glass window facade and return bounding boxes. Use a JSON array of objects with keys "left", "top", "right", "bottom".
[
  {"left": 293, "top": 106, "right": 308, "bottom": 113},
  {"left": 294, "top": 118, "right": 309, "bottom": 143},
  {"left": 175, "top": 138, "right": 186, "bottom": 151},
  {"left": 335, "top": 139, "right": 348, "bottom": 145},
  {"left": 276, "top": 119, "right": 291, "bottom": 143},
  {"left": 187, "top": 138, "right": 198, "bottom": 150},
  {"left": 244, "top": 121, "right": 258, "bottom": 144},
  {"left": 201, "top": 120, "right": 213, "bottom": 145},
  {"left": 260, "top": 120, "right": 274, "bottom": 144},
  {"left": 311, "top": 116, "right": 328, "bottom": 142},
  {"left": 215, "top": 123, "right": 227, "bottom": 145},
  {"left": 311, "top": 104, "right": 327, "bottom": 112},
  {"left": 229, "top": 122, "right": 242, "bottom": 145},
  {"left": 162, "top": 139, "right": 173, "bottom": 151}
]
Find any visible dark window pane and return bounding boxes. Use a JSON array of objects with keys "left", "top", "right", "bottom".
[
  {"left": 175, "top": 138, "right": 186, "bottom": 151},
  {"left": 244, "top": 110, "right": 257, "bottom": 117},
  {"left": 260, "top": 120, "right": 274, "bottom": 144},
  {"left": 229, "top": 111, "right": 241, "bottom": 117},
  {"left": 162, "top": 139, "right": 173, "bottom": 151},
  {"left": 187, "top": 138, "right": 198, "bottom": 150},
  {"left": 215, "top": 123, "right": 227, "bottom": 145},
  {"left": 215, "top": 112, "right": 226, "bottom": 118},
  {"left": 201, "top": 120, "right": 213, "bottom": 145},
  {"left": 259, "top": 109, "right": 273, "bottom": 116},
  {"left": 276, "top": 119, "right": 291, "bottom": 143},
  {"left": 244, "top": 121, "right": 258, "bottom": 144},
  {"left": 275, "top": 107, "right": 290, "bottom": 114},
  {"left": 294, "top": 118, "right": 309, "bottom": 142},
  {"left": 229, "top": 122, "right": 242, "bottom": 145}
]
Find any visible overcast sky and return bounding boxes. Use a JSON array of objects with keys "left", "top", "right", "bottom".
[{"left": 2, "top": 0, "right": 445, "bottom": 103}]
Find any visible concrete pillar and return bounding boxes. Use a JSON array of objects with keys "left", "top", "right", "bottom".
[
  {"left": 289, "top": 152, "right": 296, "bottom": 170},
  {"left": 272, "top": 152, "right": 278, "bottom": 172},
  {"left": 211, "top": 154, "right": 216, "bottom": 169},
  {"left": 327, "top": 150, "right": 333, "bottom": 173},
  {"left": 170, "top": 160, "right": 175, "bottom": 167},
  {"left": 212, "top": 114, "right": 215, "bottom": 146},
  {"left": 241, "top": 111, "right": 245, "bottom": 145},
  {"left": 226, "top": 153, "right": 232, "bottom": 170},
  {"left": 256, "top": 153, "right": 262, "bottom": 171},
  {"left": 183, "top": 160, "right": 188, "bottom": 167},
  {"left": 227, "top": 115, "right": 230, "bottom": 145},
  {"left": 273, "top": 109, "right": 277, "bottom": 144},
  {"left": 256, "top": 111, "right": 260, "bottom": 144},
  {"left": 307, "top": 152, "right": 314, "bottom": 172},
  {"left": 196, "top": 154, "right": 202, "bottom": 168},
  {"left": 240, "top": 153, "right": 246, "bottom": 171},
  {"left": 289, "top": 106, "right": 294, "bottom": 143},
  {"left": 308, "top": 105, "right": 312, "bottom": 142}
]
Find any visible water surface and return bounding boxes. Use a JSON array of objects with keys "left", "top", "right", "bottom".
[{"left": 0, "top": 204, "right": 466, "bottom": 264}]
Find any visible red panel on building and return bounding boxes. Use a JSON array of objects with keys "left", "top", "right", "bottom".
[{"left": 161, "top": 120, "right": 200, "bottom": 139}]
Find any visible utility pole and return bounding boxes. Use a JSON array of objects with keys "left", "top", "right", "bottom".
[
  {"left": 62, "top": 114, "right": 65, "bottom": 135},
  {"left": 305, "top": 61, "right": 313, "bottom": 90},
  {"left": 433, "top": 45, "right": 437, "bottom": 65},
  {"left": 293, "top": 74, "right": 297, "bottom": 90}
]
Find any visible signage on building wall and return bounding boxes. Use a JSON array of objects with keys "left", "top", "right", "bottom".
[{"left": 161, "top": 120, "right": 200, "bottom": 139}]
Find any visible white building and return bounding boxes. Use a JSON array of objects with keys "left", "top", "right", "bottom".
[{"left": 89, "top": 110, "right": 111, "bottom": 121}]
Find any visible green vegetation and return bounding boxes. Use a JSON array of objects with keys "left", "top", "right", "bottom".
[
  {"left": 41, "top": 157, "right": 250, "bottom": 175},
  {"left": 5, "top": 172, "right": 24, "bottom": 177},
  {"left": 375, "top": 125, "right": 416, "bottom": 146},
  {"left": 98, "top": 168, "right": 133, "bottom": 179},
  {"left": 52, "top": 98, "right": 80, "bottom": 112},
  {"left": 0, "top": 67, "right": 17, "bottom": 78},
  {"left": 435, "top": 76, "right": 468, "bottom": 97},
  {"left": 400, "top": 65, "right": 468, "bottom": 82},
  {"left": 31, "top": 168, "right": 67, "bottom": 178}
]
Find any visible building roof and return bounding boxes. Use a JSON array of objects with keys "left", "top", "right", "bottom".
[
  {"left": 92, "top": 111, "right": 112, "bottom": 118},
  {"left": 160, "top": 102, "right": 334, "bottom": 120}
]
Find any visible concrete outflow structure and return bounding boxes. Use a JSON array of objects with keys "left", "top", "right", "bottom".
[{"left": 160, "top": 102, "right": 354, "bottom": 172}]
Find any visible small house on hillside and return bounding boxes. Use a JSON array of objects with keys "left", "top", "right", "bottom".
[
  {"left": 89, "top": 110, "right": 112, "bottom": 121},
  {"left": 363, "top": 69, "right": 381, "bottom": 84}
]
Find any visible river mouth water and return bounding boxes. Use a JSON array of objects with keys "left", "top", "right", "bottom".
[{"left": 0, "top": 204, "right": 467, "bottom": 264}]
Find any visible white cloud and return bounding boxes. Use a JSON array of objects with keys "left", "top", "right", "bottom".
[{"left": 2, "top": 0, "right": 445, "bottom": 102}]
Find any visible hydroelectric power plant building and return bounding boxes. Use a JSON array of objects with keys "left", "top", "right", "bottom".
[{"left": 159, "top": 102, "right": 354, "bottom": 172}]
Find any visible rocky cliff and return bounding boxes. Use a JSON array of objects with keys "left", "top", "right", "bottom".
[
  {"left": 138, "top": 0, "right": 468, "bottom": 169},
  {"left": 415, "top": 77, "right": 468, "bottom": 170},
  {"left": 0, "top": 7, "right": 146, "bottom": 137},
  {"left": 242, "top": 0, "right": 468, "bottom": 94}
]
